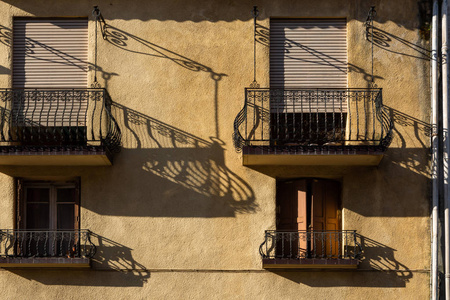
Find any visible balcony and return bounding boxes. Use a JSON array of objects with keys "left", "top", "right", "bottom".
[
  {"left": 234, "top": 88, "right": 393, "bottom": 166},
  {"left": 0, "top": 88, "right": 121, "bottom": 166},
  {"left": 260, "top": 230, "right": 362, "bottom": 269},
  {"left": 0, "top": 230, "right": 96, "bottom": 268}
]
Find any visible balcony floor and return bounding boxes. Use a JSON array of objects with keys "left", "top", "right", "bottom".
[
  {"left": 242, "top": 145, "right": 385, "bottom": 166},
  {"left": 262, "top": 258, "right": 359, "bottom": 269},
  {"left": 0, "top": 146, "right": 113, "bottom": 166},
  {"left": 0, "top": 257, "right": 90, "bottom": 268}
]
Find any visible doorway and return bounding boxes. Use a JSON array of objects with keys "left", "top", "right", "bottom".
[{"left": 276, "top": 178, "right": 341, "bottom": 258}]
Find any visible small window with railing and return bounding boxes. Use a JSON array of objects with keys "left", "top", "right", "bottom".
[{"left": 0, "top": 179, "right": 95, "bottom": 267}]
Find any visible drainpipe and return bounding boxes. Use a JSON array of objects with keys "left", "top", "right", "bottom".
[
  {"left": 443, "top": 0, "right": 450, "bottom": 298},
  {"left": 432, "top": 1, "right": 439, "bottom": 299},
  {"left": 444, "top": 0, "right": 450, "bottom": 297}
]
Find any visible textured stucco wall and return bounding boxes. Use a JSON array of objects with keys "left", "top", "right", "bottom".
[{"left": 0, "top": 0, "right": 430, "bottom": 299}]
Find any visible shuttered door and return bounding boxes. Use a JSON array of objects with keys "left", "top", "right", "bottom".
[
  {"left": 13, "top": 19, "right": 88, "bottom": 88},
  {"left": 270, "top": 19, "right": 347, "bottom": 113},
  {"left": 277, "top": 179, "right": 341, "bottom": 259}
]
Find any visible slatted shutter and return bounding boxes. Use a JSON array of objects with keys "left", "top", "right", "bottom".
[
  {"left": 270, "top": 19, "right": 347, "bottom": 113},
  {"left": 12, "top": 19, "right": 89, "bottom": 128},
  {"left": 13, "top": 18, "right": 88, "bottom": 88}
]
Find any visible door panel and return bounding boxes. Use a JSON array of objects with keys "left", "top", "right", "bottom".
[
  {"left": 277, "top": 181, "right": 296, "bottom": 230},
  {"left": 295, "top": 180, "right": 307, "bottom": 258},
  {"left": 313, "top": 179, "right": 340, "bottom": 258},
  {"left": 276, "top": 181, "right": 297, "bottom": 258}
]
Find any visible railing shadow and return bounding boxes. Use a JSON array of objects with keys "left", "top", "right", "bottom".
[
  {"left": 269, "top": 235, "right": 412, "bottom": 288},
  {"left": 7, "top": 233, "right": 150, "bottom": 287},
  {"left": 106, "top": 103, "right": 258, "bottom": 217},
  {"left": 90, "top": 233, "right": 150, "bottom": 283},
  {"left": 385, "top": 106, "right": 431, "bottom": 177},
  {"left": 358, "top": 235, "right": 413, "bottom": 284}
]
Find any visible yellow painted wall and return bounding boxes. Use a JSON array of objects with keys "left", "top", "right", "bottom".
[{"left": 0, "top": 0, "right": 430, "bottom": 299}]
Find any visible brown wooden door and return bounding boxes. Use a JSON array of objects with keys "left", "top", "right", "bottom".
[
  {"left": 276, "top": 178, "right": 341, "bottom": 259},
  {"left": 311, "top": 179, "right": 340, "bottom": 258},
  {"left": 276, "top": 180, "right": 308, "bottom": 258}
]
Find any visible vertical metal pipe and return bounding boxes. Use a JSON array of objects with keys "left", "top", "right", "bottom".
[
  {"left": 432, "top": 1, "right": 440, "bottom": 299},
  {"left": 443, "top": 0, "right": 450, "bottom": 298}
]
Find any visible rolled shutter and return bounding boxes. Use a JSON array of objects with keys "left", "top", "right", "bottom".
[
  {"left": 270, "top": 19, "right": 347, "bottom": 113},
  {"left": 270, "top": 18, "right": 347, "bottom": 88},
  {"left": 13, "top": 18, "right": 88, "bottom": 88}
]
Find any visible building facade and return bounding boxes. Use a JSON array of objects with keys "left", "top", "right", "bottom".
[{"left": 0, "top": 0, "right": 431, "bottom": 299}]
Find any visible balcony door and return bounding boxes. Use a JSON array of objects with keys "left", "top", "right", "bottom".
[
  {"left": 276, "top": 178, "right": 341, "bottom": 258},
  {"left": 16, "top": 180, "right": 80, "bottom": 257},
  {"left": 12, "top": 18, "right": 89, "bottom": 145},
  {"left": 269, "top": 19, "right": 347, "bottom": 144}
]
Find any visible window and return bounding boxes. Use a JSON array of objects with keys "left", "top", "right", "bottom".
[
  {"left": 276, "top": 178, "right": 341, "bottom": 258},
  {"left": 269, "top": 19, "right": 348, "bottom": 145},
  {"left": 17, "top": 180, "right": 80, "bottom": 230},
  {"left": 16, "top": 179, "right": 80, "bottom": 257}
]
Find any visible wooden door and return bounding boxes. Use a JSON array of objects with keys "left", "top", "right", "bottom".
[
  {"left": 276, "top": 178, "right": 341, "bottom": 259},
  {"left": 276, "top": 180, "right": 307, "bottom": 258},
  {"left": 311, "top": 179, "right": 341, "bottom": 258}
]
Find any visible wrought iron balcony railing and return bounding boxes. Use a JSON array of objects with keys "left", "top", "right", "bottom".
[
  {"left": 234, "top": 88, "right": 393, "bottom": 150},
  {"left": 259, "top": 230, "right": 362, "bottom": 260},
  {"left": 0, "top": 230, "right": 96, "bottom": 259},
  {"left": 0, "top": 88, "right": 121, "bottom": 152}
]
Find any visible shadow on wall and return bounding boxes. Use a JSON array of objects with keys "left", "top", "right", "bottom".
[
  {"left": 97, "top": 24, "right": 244, "bottom": 217},
  {"left": 90, "top": 233, "right": 150, "bottom": 283},
  {"left": 0, "top": 21, "right": 255, "bottom": 218},
  {"left": 248, "top": 108, "right": 430, "bottom": 218},
  {"left": 385, "top": 106, "right": 431, "bottom": 177},
  {"left": 8, "top": 233, "right": 150, "bottom": 287},
  {"left": 359, "top": 235, "right": 413, "bottom": 284},
  {"left": 367, "top": 26, "right": 432, "bottom": 60},
  {"left": 118, "top": 103, "right": 255, "bottom": 214},
  {"left": 1, "top": 0, "right": 431, "bottom": 32},
  {"left": 80, "top": 103, "right": 257, "bottom": 218},
  {"left": 103, "top": 24, "right": 226, "bottom": 81},
  {"left": 0, "top": 26, "right": 11, "bottom": 75},
  {"left": 271, "top": 235, "right": 412, "bottom": 288},
  {"left": 102, "top": 24, "right": 227, "bottom": 137}
]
